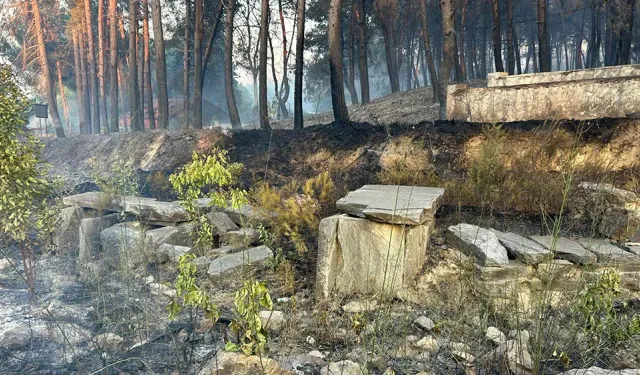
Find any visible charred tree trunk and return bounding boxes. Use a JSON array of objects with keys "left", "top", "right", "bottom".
[
  {"left": 193, "top": 0, "right": 203, "bottom": 128},
  {"left": 56, "top": 61, "right": 70, "bottom": 134},
  {"left": 419, "top": 0, "right": 439, "bottom": 103},
  {"left": 259, "top": 0, "right": 270, "bottom": 129},
  {"left": 73, "top": 31, "right": 87, "bottom": 134},
  {"left": 183, "top": 0, "right": 191, "bottom": 128},
  {"left": 31, "top": 0, "right": 65, "bottom": 137},
  {"left": 129, "top": 0, "right": 141, "bottom": 131},
  {"left": 98, "top": 0, "right": 108, "bottom": 130},
  {"left": 294, "top": 0, "right": 306, "bottom": 130},
  {"left": 506, "top": 0, "right": 515, "bottom": 74},
  {"left": 347, "top": 9, "right": 360, "bottom": 104},
  {"left": 151, "top": 0, "right": 169, "bottom": 129},
  {"left": 225, "top": 0, "right": 242, "bottom": 128},
  {"left": 537, "top": 0, "right": 551, "bottom": 72},
  {"left": 328, "top": 0, "right": 350, "bottom": 123},
  {"left": 616, "top": 0, "right": 636, "bottom": 64},
  {"left": 84, "top": 0, "right": 101, "bottom": 133},
  {"left": 143, "top": 0, "right": 155, "bottom": 129},
  {"left": 439, "top": 0, "right": 455, "bottom": 120},
  {"left": 459, "top": 0, "right": 468, "bottom": 80},
  {"left": 79, "top": 26, "right": 92, "bottom": 132},
  {"left": 491, "top": 0, "right": 505, "bottom": 72},
  {"left": 354, "top": 0, "right": 370, "bottom": 104},
  {"left": 376, "top": 0, "right": 400, "bottom": 93},
  {"left": 108, "top": 0, "right": 119, "bottom": 132}
]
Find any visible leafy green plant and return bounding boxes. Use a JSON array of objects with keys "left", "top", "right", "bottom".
[
  {"left": 167, "top": 254, "right": 220, "bottom": 322},
  {"left": 92, "top": 160, "right": 139, "bottom": 196},
  {"left": 226, "top": 279, "right": 273, "bottom": 355}
]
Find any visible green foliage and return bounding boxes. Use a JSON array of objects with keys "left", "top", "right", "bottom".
[
  {"left": 226, "top": 279, "right": 273, "bottom": 355},
  {"left": 577, "top": 269, "right": 640, "bottom": 358},
  {"left": 0, "top": 64, "right": 58, "bottom": 242},
  {"left": 92, "top": 160, "right": 139, "bottom": 196},
  {"left": 170, "top": 149, "right": 248, "bottom": 251},
  {"left": 167, "top": 254, "right": 220, "bottom": 322}
]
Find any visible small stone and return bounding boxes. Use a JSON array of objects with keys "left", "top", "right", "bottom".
[
  {"left": 0, "top": 326, "right": 32, "bottom": 350},
  {"left": 342, "top": 300, "right": 378, "bottom": 313},
  {"left": 414, "top": 316, "right": 435, "bottom": 331},
  {"left": 148, "top": 282, "right": 177, "bottom": 298},
  {"left": 449, "top": 342, "right": 472, "bottom": 353},
  {"left": 156, "top": 244, "right": 192, "bottom": 264},
  {"left": 529, "top": 236, "right": 597, "bottom": 265},
  {"left": 205, "top": 212, "right": 239, "bottom": 235},
  {"left": 306, "top": 336, "right": 316, "bottom": 345},
  {"left": 0, "top": 258, "right": 11, "bottom": 271},
  {"left": 433, "top": 236, "right": 445, "bottom": 246},
  {"left": 93, "top": 333, "right": 124, "bottom": 352},
  {"left": 144, "top": 275, "right": 155, "bottom": 284},
  {"left": 495, "top": 339, "right": 534, "bottom": 372},
  {"left": 258, "top": 310, "right": 285, "bottom": 331},
  {"left": 508, "top": 330, "right": 530, "bottom": 345},
  {"left": 207, "top": 245, "right": 273, "bottom": 276},
  {"left": 415, "top": 336, "right": 440, "bottom": 352},
  {"left": 221, "top": 228, "right": 260, "bottom": 247},
  {"left": 447, "top": 224, "right": 509, "bottom": 266},
  {"left": 308, "top": 350, "right": 325, "bottom": 359},
  {"left": 320, "top": 360, "right": 362, "bottom": 375},
  {"left": 451, "top": 350, "right": 475, "bottom": 364},
  {"left": 277, "top": 297, "right": 291, "bottom": 303},
  {"left": 485, "top": 326, "right": 507, "bottom": 345}
]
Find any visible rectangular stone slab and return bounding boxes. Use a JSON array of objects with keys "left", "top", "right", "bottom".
[
  {"left": 529, "top": 236, "right": 597, "bottom": 265},
  {"left": 490, "top": 229, "right": 551, "bottom": 265},
  {"left": 446, "top": 224, "right": 509, "bottom": 267},
  {"left": 336, "top": 185, "right": 445, "bottom": 225},
  {"left": 207, "top": 245, "right": 273, "bottom": 276},
  {"left": 123, "top": 197, "right": 190, "bottom": 223},
  {"left": 63, "top": 192, "right": 122, "bottom": 212},
  {"left": 576, "top": 239, "right": 640, "bottom": 264}
]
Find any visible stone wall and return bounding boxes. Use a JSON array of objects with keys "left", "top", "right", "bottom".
[{"left": 446, "top": 65, "right": 640, "bottom": 122}]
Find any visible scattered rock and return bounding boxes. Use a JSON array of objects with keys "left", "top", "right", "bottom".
[
  {"left": 207, "top": 245, "right": 273, "bottom": 276},
  {"left": 449, "top": 342, "right": 472, "bottom": 353},
  {"left": 320, "top": 360, "right": 363, "bottom": 375},
  {"left": 156, "top": 243, "right": 192, "bottom": 264},
  {"left": 308, "top": 350, "right": 326, "bottom": 359},
  {"left": 451, "top": 350, "right": 475, "bottom": 364},
  {"left": 223, "top": 204, "right": 270, "bottom": 227},
  {"left": 49, "top": 323, "right": 92, "bottom": 346},
  {"left": 78, "top": 213, "right": 120, "bottom": 264},
  {"left": 558, "top": 367, "right": 640, "bottom": 375},
  {"left": 508, "top": 330, "right": 530, "bottom": 345},
  {"left": 280, "top": 353, "right": 327, "bottom": 373},
  {"left": 485, "top": 326, "right": 507, "bottom": 345},
  {"left": 100, "top": 222, "right": 147, "bottom": 268},
  {"left": 414, "top": 316, "right": 435, "bottom": 331},
  {"left": 529, "top": 236, "right": 597, "bottom": 264},
  {"left": 122, "top": 196, "right": 190, "bottom": 223},
  {"left": 490, "top": 229, "right": 551, "bottom": 264},
  {"left": 335, "top": 185, "right": 445, "bottom": 225},
  {"left": 342, "top": 300, "right": 378, "bottom": 313},
  {"left": 0, "top": 326, "right": 33, "bottom": 350},
  {"left": 259, "top": 310, "right": 285, "bottom": 331},
  {"left": 394, "top": 336, "right": 421, "bottom": 358},
  {"left": 221, "top": 228, "right": 260, "bottom": 247},
  {"left": 415, "top": 336, "right": 440, "bottom": 352},
  {"left": 206, "top": 212, "right": 239, "bottom": 235},
  {"left": 447, "top": 224, "right": 509, "bottom": 267},
  {"left": 93, "top": 332, "right": 124, "bottom": 352},
  {"left": 577, "top": 238, "right": 640, "bottom": 263},
  {"left": 145, "top": 225, "right": 192, "bottom": 253},
  {"left": 612, "top": 348, "right": 640, "bottom": 369},
  {"left": 494, "top": 339, "right": 533, "bottom": 373},
  {"left": 148, "top": 282, "right": 178, "bottom": 298},
  {"left": 199, "top": 350, "right": 293, "bottom": 375}
]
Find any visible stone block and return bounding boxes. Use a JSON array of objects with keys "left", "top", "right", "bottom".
[
  {"left": 53, "top": 207, "right": 100, "bottom": 254},
  {"left": 145, "top": 225, "right": 193, "bottom": 253},
  {"left": 100, "top": 222, "right": 148, "bottom": 268},
  {"left": 577, "top": 238, "right": 640, "bottom": 264},
  {"left": 122, "top": 196, "right": 190, "bottom": 223},
  {"left": 530, "top": 236, "right": 597, "bottom": 265},
  {"left": 206, "top": 212, "right": 239, "bottom": 235},
  {"left": 446, "top": 224, "right": 509, "bottom": 267},
  {"left": 63, "top": 191, "right": 122, "bottom": 211},
  {"left": 221, "top": 228, "right": 260, "bottom": 247},
  {"left": 490, "top": 229, "right": 551, "bottom": 264},
  {"left": 156, "top": 244, "right": 192, "bottom": 264},
  {"left": 336, "top": 185, "right": 445, "bottom": 225},
  {"left": 207, "top": 245, "right": 273, "bottom": 276},
  {"left": 315, "top": 214, "right": 431, "bottom": 299},
  {"left": 78, "top": 214, "right": 120, "bottom": 264}
]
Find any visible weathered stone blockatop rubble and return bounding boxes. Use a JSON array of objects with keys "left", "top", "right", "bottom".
[
  {"left": 335, "top": 185, "right": 445, "bottom": 225},
  {"left": 577, "top": 238, "right": 640, "bottom": 263},
  {"left": 446, "top": 224, "right": 509, "bottom": 267},
  {"left": 207, "top": 245, "right": 273, "bottom": 276},
  {"left": 490, "top": 229, "right": 551, "bottom": 265},
  {"left": 529, "top": 236, "right": 597, "bottom": 265},
  {"left": 78, "top": 213, "right": 121, "bottom": 264}
]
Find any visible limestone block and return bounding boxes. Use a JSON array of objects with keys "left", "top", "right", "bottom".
[
  {"left": 530, "top": 236, "right": 597, "bottom": 265},
  {"left": 336, "top": 185, "right": 445, "bottom": 225},
  {"left": 490, "top": 229, "right": 551, "bottom": 264},
  {"left": 446, "top": 224, "right": 509, "bottom": 267},
  {"left": 315, "top": 214, "right": 431, "bottom": 299},
  {"left": 577, "top": 238, "right": 640, "bottom": 264},
  {"left": 145, "top": 225, "right": 193, "bottom": 254},
  {"left": 206, "top": 212, "right": 239, "bottom": 235},
  {"left": 156, "top": 244, "right": 192, "bottom": 264},
  {"left": 207, "top": 245, "right": 273, "bottom": 276},
  {"left": 100, "top": 222, "right": 147, "bottom": 268},
  {"left": 78, "top": 213, "right": 121, "bottom": 264},
  {"left": 53, "top": 207, "right": 100, "bottom": 254}
]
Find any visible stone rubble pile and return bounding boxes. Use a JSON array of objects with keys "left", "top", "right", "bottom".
[
  {"left": 55, "top": 191, "right": 273, "bottom": 278},
  {"left": 316, "top": 185, "right": 445, "bottom": 298}
]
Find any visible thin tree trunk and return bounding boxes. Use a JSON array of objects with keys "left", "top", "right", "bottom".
[
  {"left": 513, "top": 20, "right": 522, "bottom": 74},
  {"left": 328, "top": 0, "right": 350, "bottom": 123},
  {"left": 193, "top": 0, "right": 203, "bottom": 128},
  {"left": 183, "top": 0, "right": 191, "bottom": 128},
  {"left": 139, "top": 29, "right": 145, "bottom": 129},
  {"left": 79, "top": 26, "right": 92, "bottom": 132},
  {"left": 354, "top": 0, "right": 370, "bottom": 104},
  {"left": 129, "top": 0, "right": 141, "bottom": 131},
  {"left": 492, "top": 0, "right": 505, "bottom": 72},
  {"left": 84, "top": 0, "right": 101, "bottom": 133},
  {"left": 419, "top": 0, "right": 439, "bottom": 103},
  {"left": 225, "top": 0, "right": 242, "bottom": 128},
  {"left": 347, "top": 9, "right": 359, "bottom": 104},
  {"left": 294, "top": 0, "right": 306, "bottom": 130},
  {"left": 143, "top": 0, "right": 155, "bottom": 129},
  {"left": 439, "top": 0, "right": 455, "bottom": 120},
  {"left": 73, "top": 31, "right": 87, "bottom": 134},
  {"left": 537, "top": 0, "right": 551, "bottom": 72},
  {"left": 98, "top": 0, "right": 108, "bottom": 130},
  {"left": 152, "top": 0, "right": 169, "bottom": 129},
  {"left": 56, "top": 61, "right": 70, "bottom": 134},
  {"left": 616, "top": 0, "right": 636, "bottom": 64},
  {"left": 202, "top": 1, "right": 224, "bottom": 79},
  {"left": 459, "top": 0, "right": 468, "bottom": 80},
  {"left": 276, "top": 0, "right": 291, "bottom": 119},
  {"left": 259, "top": 0, "right": 271, "bottom": 129},
  {"left": 506, "top": 0, "right": 515, "bottom": 74},
  {"left": 108, "top": 0, "right": 119, "bottom": 132},
  {"left": 376, "top": 0, "right": 400, "bottom": 93},
  {"left": 31, "top": 0, "right": 65, "bottom": 137}
]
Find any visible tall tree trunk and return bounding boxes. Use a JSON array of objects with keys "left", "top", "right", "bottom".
[
  {"left": 202, "top": 1, "right": 225, "bottom": 79},
  {"left": 225, "top": 0, "right": 242, "bottom": 128},
  {"left": 347, "top": 10, "right": 360, "bottom": 104},
  {"left": 183, "top": 0, "right": 191, "bottom": 128},
  {"left": 419, "top": 0, "right": 439, "bottom": 103},
  {"left": 56, "top": 61, "right": 70, "bottom": 134},
  {"left": 376, "top": 0, "right": 400, "bottom": 93},
  {"left": 31, "top": 0, "right": 65, "bottom": 137},
  {"left": 492, "top": 0, "right": 505, "bottom": 72},
  {"left": 328, "top": 0, "right": 350, "bottom": 123},
  {"left": 506, "top": 0, "right": 515, "bottom": 74},
  {"left": 537, "top": 0, "right": 551, "bottom": 72},
  {"left": 129, "top": 0, "right": 141, "bottom": 131},
  {"left": 151, "top": 0, "right": 169, "bottom": 129},
  {"left": 108, "top": 0, "right": 119, "bottom": 132},
  {"left": 79, "top": 26, "right": 92, "bottom": 132},
  {"left": 73, "top": 31, "right": 87, "bottom": 134},
  {"left": 354, "top": 0, "right": 370, "bottom": 104},
  {"left": 276, "top": 0, "right": 291, "bottom": 119},
  {"left": 193, "top": 0, "right": 203, "bottom": 128},
  {"left": 513, "top": 20, "right": 522, "bottom": 74},
  {"left": 139, "top": 29, "right": 145, "bottom": 129},
  {"left": 84, "top": 0, "right": 101, "bottom": 133},
  {"left": 143, "top": 0, "right": 155, "bottom": 129},
  {"left": 439, "top": 0, "right": 455, "bottom": 120},
  {"left": 459, "top": 0, "right": 468, "bottom": 80},
  {"left": 259, "top": 0, "right": 271, "bottom": 129},
  {"left": 294, "top": 0, "right": 306, "bottom": 130},
  {"left": 98, "top": 0, "right": 108, "bottom": 130},
  {"left": 616, "top": 0, "right": 636, "bottom": 64}
]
